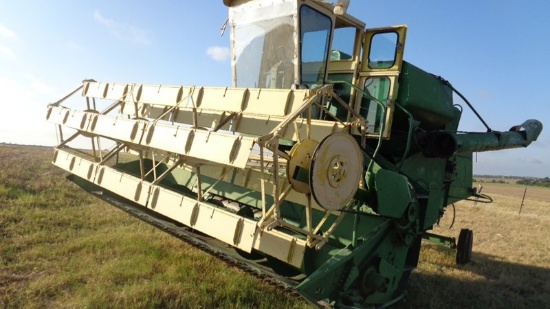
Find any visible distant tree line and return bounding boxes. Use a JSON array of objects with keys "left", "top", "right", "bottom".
[
  {"left": 473, "top": 175, "right": 550, "bottom": 187},
  {"left": 516, "top": 177, "right": 550, "bottom": 187},
  {"left": 473, "top": 178, "right": 506, "bottom": 184}
]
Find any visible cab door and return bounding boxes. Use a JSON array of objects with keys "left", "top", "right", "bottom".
[{"left": 356, "top": 25, "right": 407, "bottom": 139}]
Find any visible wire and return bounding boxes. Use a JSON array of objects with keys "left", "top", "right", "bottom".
[
  {"left": 466, "top": 193, "right": 493, "bottom": 203},
  {"left": 449, "top": 203, "right": 456, "bottom": 229},
  {"left": 432, "top": 74, "right": 493, "bottom": 132}
]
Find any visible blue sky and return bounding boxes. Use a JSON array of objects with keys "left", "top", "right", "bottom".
[{"left": 0, "top": 1, "right": 548, "bottom": 177}]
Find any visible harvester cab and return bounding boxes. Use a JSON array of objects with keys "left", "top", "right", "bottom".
[
  {"left": 46, "top": 0, "right": 542, "bottom": 307},
  {"left": 228, "top": 0, "right": 406, "bottom": 139}
]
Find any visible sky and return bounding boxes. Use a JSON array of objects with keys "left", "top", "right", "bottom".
[{"left": 0, "top": 0, "right": 548, "bottom": 178}]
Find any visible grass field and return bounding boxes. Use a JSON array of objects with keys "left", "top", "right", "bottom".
[
  {"left": 1, "top": 144, "right": 549, "bottom": 308},
  {"left": 398, "top": 181, "right": 550, "bottom": 308}
]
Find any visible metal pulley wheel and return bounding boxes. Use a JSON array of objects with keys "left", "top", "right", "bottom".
[
  {"left": 309, "top": 132, "right": 363, "bottom": 211},
  {"left": 286, "top": 139, "right": 319, "bottom": 194}
]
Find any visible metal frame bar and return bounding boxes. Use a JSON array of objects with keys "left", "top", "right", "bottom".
[{"left": 48, "top": 80, "right": 356, "bottom": 253}]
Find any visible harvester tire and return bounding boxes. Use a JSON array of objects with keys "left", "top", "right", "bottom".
[{"left": 456, "top": 228, "right": 473, "bottom": 265}]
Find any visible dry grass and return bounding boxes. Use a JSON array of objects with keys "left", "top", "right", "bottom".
[
  {"left": 1, "top": 144, "right": 549, "bottom": 308},
  {"left": 398, "top": 183, "right": 550, "bottom": 308},
  {"left": 0, "top": 144, "right": 308, "bottom": 309}
]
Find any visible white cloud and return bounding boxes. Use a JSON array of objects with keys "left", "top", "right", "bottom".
[
  {"left": 23, "top": 73, "right": 55, "bottom": 94},
  {"left": 93, "top": 10, "right": 151, "bottom": 45},
  {"left": 206, "top": 46, "right": 230, "bottom": 62},
  {"left": 0, "top": 24, "right": 18, "bottom": 58},
  {"left": 0, "top": 76, "right": 58, "bottom": 146},
  {"left": 0, "top": 23, "right": 17, "bottom": 39},
  {"left": 0, "top": 45, "right": 15, "bottom": 58}
]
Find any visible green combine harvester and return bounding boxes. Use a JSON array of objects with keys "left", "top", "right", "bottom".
[{"left": 46, "top": 0, "right": 542, "bottom": 307}]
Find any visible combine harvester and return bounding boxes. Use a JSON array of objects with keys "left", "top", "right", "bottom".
[{"left": 46, "top": 0, "right": 542, "bottom": 307}]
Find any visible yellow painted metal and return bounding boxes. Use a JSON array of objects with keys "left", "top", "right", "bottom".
[
  {"left": 286, "top": 139, "right": 319, "bottom": 194},
  {"left": 45, "top": 5, "right": 404, "bottom": 273},
  {"left": 46, "top": 80, "right": 358, "bottom": 269},
  {"left": 356, "top": 25, "right": 408, "bottom": 139},
  {"left": 51, "top": 147, "right": 308, "bottom": 267},
  {"left": 46, "top": 106, "right": 255, "bottom": 168}
]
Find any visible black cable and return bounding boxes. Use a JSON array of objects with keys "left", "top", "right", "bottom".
[
  {"left": 433, "top": 75, "right": 493, "bottom": 132},
  {"left": 466, "top": 193, "right": 493, "bottom": 203},
  {"left": 449, "top": 203, "right": 456, "bottom": 229}
]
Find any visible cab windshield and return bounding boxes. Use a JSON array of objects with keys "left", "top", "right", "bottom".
[
  {"left": 299, "top": 5, "right": 332, "bottom": 88},
  {"left": 230, "top": 2, "right": 332, "bottom": 89},
  {"left": 231, "top": 2, "right": 295, "bottom": 89}
]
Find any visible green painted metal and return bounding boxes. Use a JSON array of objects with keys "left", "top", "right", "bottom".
[
  {"left": 395, "top": 61, "right": 455, "bottom": 130},
  {"left": 423, "top": 232, "right": 456, "bottom": 249},
  {"left": 374, "top": 169, "right": 411, "bottom": 219},
  {"left": 301, "top": 50, "right": 542, "bottom": 306}
]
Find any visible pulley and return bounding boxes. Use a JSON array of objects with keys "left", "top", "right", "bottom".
[
  {"left": 286, "top": 139, "right": 319, "bottom": 194},
  {"left": 309, "top": 132, "right": 363, "bottom": 211}
]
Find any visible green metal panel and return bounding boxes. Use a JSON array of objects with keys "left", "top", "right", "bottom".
[
  {"left": 396, "top": 61, "right": 455, "bottom": 129},
  {"left": 375, "top": 169, "right": 411, "bottom": 218},
  {"left": 448, "top": 153, "right": 474, "bottom": 204}
]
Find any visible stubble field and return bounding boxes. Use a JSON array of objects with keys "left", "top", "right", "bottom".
[
  {"left": 1, "top": 144, "right": 549, "bottom": 308},
  {"left": 398, "top": 181, "right": 550, "bottom": 308}
]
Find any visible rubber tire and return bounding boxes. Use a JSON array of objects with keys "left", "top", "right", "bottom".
[{"left": 456, "top": 228, "right": 473, "bottom": 265}]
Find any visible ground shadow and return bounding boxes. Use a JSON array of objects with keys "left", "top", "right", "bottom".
[{"left": 395, "top": 246, "right": 550, "bottom": 309}]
